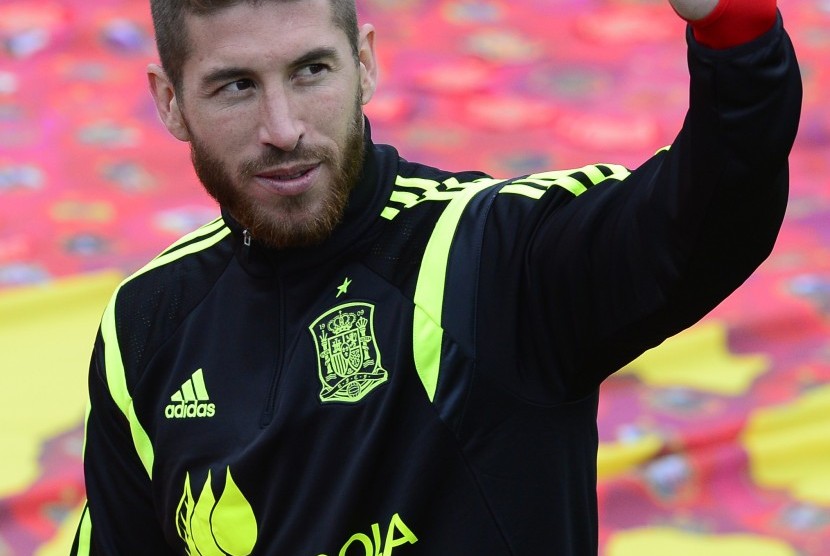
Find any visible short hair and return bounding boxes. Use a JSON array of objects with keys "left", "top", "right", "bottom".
[{"left": 149, "top": 0, "right": 359, "bottom": 93}]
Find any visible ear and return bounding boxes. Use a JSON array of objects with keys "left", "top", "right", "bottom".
[
  {"left": 147, "top": 64, "right": 191, "bottom": 142},
  {"left": 357, "top": 24, "right": 378, "bottom": 105}
]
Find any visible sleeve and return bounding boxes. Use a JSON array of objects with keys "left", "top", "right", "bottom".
[
  {"left": 70, "top": 331, "right": 175, "bottom": 555},
  {"left": 477, "top": 13, "right": 802, "bottom": 402}
]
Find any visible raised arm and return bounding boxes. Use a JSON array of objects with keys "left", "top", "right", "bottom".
[{"left": 477, "top": 1, "right": 802, "bottom": 402}]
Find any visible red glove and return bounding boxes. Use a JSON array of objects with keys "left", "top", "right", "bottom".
[{"left": 686, "top": 0, "right": 778, "bottom": 49}]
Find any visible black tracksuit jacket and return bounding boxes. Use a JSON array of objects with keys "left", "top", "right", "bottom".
[{"left": 73, "top": 17, "right": 801, "bottom": 555}]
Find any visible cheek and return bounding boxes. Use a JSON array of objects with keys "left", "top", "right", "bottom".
[
  {"left": 307, "top": 86, "right": 359, "bottom": 133},
  {"left": 191, "top": 110, "right": 256, "bottom": 155}
]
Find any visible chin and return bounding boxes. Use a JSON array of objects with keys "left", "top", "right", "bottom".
[{"left": 240, "top": 198, "right": 345, "bottom": 249}]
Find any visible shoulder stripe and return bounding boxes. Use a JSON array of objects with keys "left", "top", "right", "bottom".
[
  {"left": 383, "top": 175, "right": 505, "bottom": 220},
  {"left": 131, "top": 224, "right": 232, "bottom": 286},
  {"left": 500, "top": 164, "right": 631, "bottom": 199},
  {"left": 156, "top": 216, "right": 225, "bottom": 258},
  {"left": 413, "top": 182, "right": 494, "bottom": 401},
  {"left": 408, "top": 163, "right": 632, "bottom": 401},
  {"left": 381, "top": 206, "right": 401, "bottom": 220},
  {"left": 500, "top": 183, "right": 548, "bottom": 199},
  {"left": 395, "top": 176, "right": 442, "bottom": 190},
  {"left": 99, "top": 223, "right": 232, "bottom": 479}
]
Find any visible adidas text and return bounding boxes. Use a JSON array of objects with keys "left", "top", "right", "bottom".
[{"left": 165, "top": 401, "right": 216, "bottom": 419}]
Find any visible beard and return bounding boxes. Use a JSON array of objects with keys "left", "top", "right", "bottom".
[{"left": 188, "top": 93, "right": 366, "bottom": 250}]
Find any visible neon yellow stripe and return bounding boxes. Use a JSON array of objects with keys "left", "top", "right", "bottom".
[
  {"left": 389, "top": 190, "right": 421, "bottom": 206},
  {"left": 408, "top": 164, "right": 634, "bottom": 401},
  {"left": 413, "top": 183, "right": 491, "bottom": 401},
  {"left": 527, "top": 164, "right": 630, "bottom": 187},
  {"left": 523, "top": 169, "right": 577, "bottom": 181},
  {"left": 509, "top": 164, "right": 632, "bottom": 198},
  {"left": 192, "top": 369, "right": 209, "bottom": 400},
  {"left": 512, "top": 177, "right": 561, "bottom": 187},
  {"left": 395, "top": 176, "right": 441, "bottom": 190},
  {"left": 608, "top": 171, "right": 631, "bottom": 183},
  {"left": 182, "top": 380, "right": 196, "bottom": 402},
  {"left": 580, "top": 165, "right": 609, "bottom": 184},
  {"left": 509, "top": 176, "right": 586, "bottom": 196},
  {"left": 500, "top": 184, "right": 546, "bottom": 199},
  {"left": 100, "top": 297, "right": 155, "bottom": 477},
  {"left": 140, "top": 226, "right": 231, "bottom": 277},
  {"left": 474, "top": 178, "right": 507, "bottom": 187},
  {"left": 412, "top": 305, "right": 443, "bottom": 402},
  {"left": 82, "top": 392, "right": 91, "bottom": 463},
  {"left": 101, "top": 226, "right": 231, "bottom": 478},
  {"left": 156, "top": 217, "right": 224, "bottom": 258},
  {"left": 76, "top": 504, "right": 92, "bottom": 555},
  {"left": 385, "top": 178, "right": 508, "bottom": 221},
  {"left": 551, "top": 175, "right": 588, "bottom": 196},
  {"left": 381, "top": 207, "right": 400, "bottom": 220},
  {"left": 599, "top": 167, "right": 631, "bottom": 183}
]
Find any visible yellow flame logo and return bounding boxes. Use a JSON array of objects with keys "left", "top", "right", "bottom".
[{"left": 176, "top": 467, "right": 258, "bottom": 555}]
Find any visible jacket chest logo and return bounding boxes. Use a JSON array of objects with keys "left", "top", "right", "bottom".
[
  {"left": 309, "top": 302, "right": 388, "bottom": 403},
  {"left": 176, "top": 467, "right": 257, "bottom": 555}
]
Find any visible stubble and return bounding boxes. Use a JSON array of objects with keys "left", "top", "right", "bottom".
[{"left": 188, "top": 93, "right": 366, "bottom": 249}]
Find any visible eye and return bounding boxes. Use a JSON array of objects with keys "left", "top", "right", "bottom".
[
  {"left": 221, "top": 79, "right": 255, "bottom": 94},
  {"left": 295, "top": 64, "right": 329, "bottom": 80}
]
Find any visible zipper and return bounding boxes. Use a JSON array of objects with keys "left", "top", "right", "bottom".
[
  {"left": 243, "top": 229, "right": 252, "bottom": 264},
  {"left": 260, "top": 274, "right": 285, "bottom": 427}
]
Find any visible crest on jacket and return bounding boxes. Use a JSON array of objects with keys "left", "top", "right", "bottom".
[{"left": 309, "top": 302, "right": 388, "bottom": 403}]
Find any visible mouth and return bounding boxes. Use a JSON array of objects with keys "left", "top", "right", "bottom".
[
  {"left": 253, "top": 163, "right": 321, "bottom": 195},
  {"left": 256, "top": 162, "right": 318, "bottom": 180}
]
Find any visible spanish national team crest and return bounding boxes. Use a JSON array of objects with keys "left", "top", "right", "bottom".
[{"left": 309, "top": 302, "right": 388, "bottom": 403}]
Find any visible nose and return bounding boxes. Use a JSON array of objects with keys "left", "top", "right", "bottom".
[{"left": 258, "top": 87, "right": 303, "bottom": 152}]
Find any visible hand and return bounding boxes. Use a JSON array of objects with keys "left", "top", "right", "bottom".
[{"left": 668, "top": 0, "right": 719, "bottom": 21}]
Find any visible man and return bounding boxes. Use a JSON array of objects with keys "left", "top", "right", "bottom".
[{"left": 71, "top": 0, "right": 801, "bottom": 553}]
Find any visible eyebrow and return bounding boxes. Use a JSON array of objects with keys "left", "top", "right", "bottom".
[
  {"left": 199, "top": 47, "right": 342, "bottom": 90},
  {"left": 291, "top": 46, "right": 341, "bottom": 70},
  {"left": 200, "top": 67, "right": 251, "bottom": 90}
]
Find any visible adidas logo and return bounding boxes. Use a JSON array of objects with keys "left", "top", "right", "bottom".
[{"left": 165, "top": 368, "right": 216, "bottom": 419}]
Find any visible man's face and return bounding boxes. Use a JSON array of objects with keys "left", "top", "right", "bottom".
[{"left": 149, "top": 0, "right": 377, "bottom": 248}]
